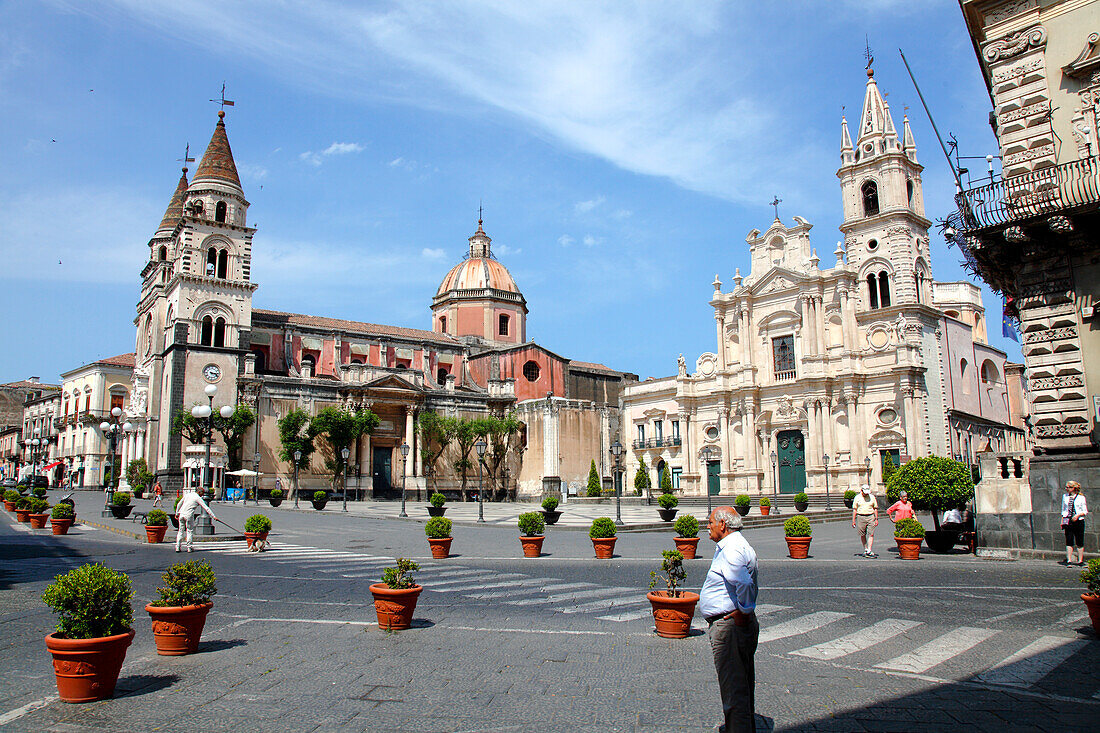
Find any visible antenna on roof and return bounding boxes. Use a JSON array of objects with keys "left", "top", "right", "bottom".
[
  {"left": 177, "top": 143, "right": 195, "bottom": 172},
  {"left": 209, "top": 82, "right": 235, "bottom": 114}
]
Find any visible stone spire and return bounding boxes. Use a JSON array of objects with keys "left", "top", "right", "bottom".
[
  {"left": 191, "top": 111, "right": 242, "bottom": 192},
  {"left": 468, "top": 218, "right": 492, "bottom": 259},
  {"left": 857, "top": 67, "right": 899, "bottom": 152},
  {"left": 902, "top": 115, "right": 917, "bottom": 162},
  {"left": 841, "top": 115, "right": 853, "bottom": 165},
  {"left": 157, "top": 168, "right": 189, "bottom": 233}
]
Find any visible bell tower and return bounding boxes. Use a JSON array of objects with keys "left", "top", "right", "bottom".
[{"left": 838, "top": 66, "right": 933, "bottom": 310}]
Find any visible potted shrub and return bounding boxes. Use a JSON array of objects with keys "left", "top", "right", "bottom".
[
  {"left": 14, "top": 496, "right": 33, "bottom": 522},
  {"left": 734, "top": 494, "right": 751, "bottom": 517},
  {"left": 673, "top": 514, "right": 700, "bottom": 559},
  {"left": 517, "top": 511, "right": 545, "bottom": 557},
  {"left": 145, "top": 559, "right": 217, "bottom": 655},
  {"left": 28, "top": 497, "right": 51, "bottom": 528},
  {"left": 425, "top": 516, "right": 453, "bottom": 558},
  {"left": 33, "top": 486, "right": 48, "bottom": 499},
  {"left": 541, "top": 495, "right": 562, "bottom": 525},
  {"left": 311, "top": 490, "right": 328, "bottom": 510},
  {"left": 42, "top": 563, "right": 135, "bottom": 702},
  {"left": 109, "top": 491, "right": 133, "bottom": 519},
  {"left": 3, "top": 488, "right": 19, "bottom": 511},
  {"left": 50, "top": 502, "right": 75, "bottom": 535},
  {"left": 894, "top": 517, "right": 925, "bottom": 560},
  {"left": 656, "top": 492, "right": 678, "bottom": 522},
  {"left": 268, "top": 488, "right": 283, "bottom": 507},
  {"left": 759, "top": 496, "right": 771, "bottom": 516},
  {"left": 647, "top": 549, "right": 699, "bottom": 638},
  {"left": 1079, "top": 559, "right": 1100, "bottom": 635},
  {"left": 886, "top": 456, "right": 974, "bottom": 552},
  {"left": 244, "top": 514, "right": 272, "bottom": 549},
  {"left": 794, "top": 492, "right": 809, "bottom": 512},
  {"left": 784, "top": 516, "right": 812, "bottom": 558},
  {"left": 843, "top": 489, "right": 857, "bottom": 509},
  {"left": 590, "top": 517, "right": 618, "bottom": 558},
  {"left": 370, "top": 559, "right": 422, "bottom": 630},
  {"left": 427, "top": 492, "right": 447, "bottom": 517},
  {"left": 145, "top": 509, "right": 169, "bottom": 543}
]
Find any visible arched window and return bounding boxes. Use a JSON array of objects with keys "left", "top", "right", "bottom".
[
  {"left": 981, "top": 360, "right": 1000, "bottom": 384},
  {"left": 906, "top": 179, "right": 914, "bottom": 206},
  {"left": 861, "top": 180, "right": 879, "bottom": 216},
  {"left": 867, "top": 274, "right": 880, "bottom": 309},
  {"left": 439, "top": 316, "right": 447, "bottom": 333},
  {"left": 206, "top": 248, "right": 217, "bottom": 276},
  {"left": 523, "top": 360, "right": 540, "bottom": 382},
  {"left": 217, "top": 249, "right": 228, "bottom": 279},
  {"left": 158, "top": 246, "right": 167, "bottom": 262},
  {"left": 215, "top": 201, "right": 227, "bottom": 223},
  {"left": 200, "top": 316, "right": 214, "bottom": 346},
  {"left": 251, "top": 349, "right": 266, "bottom": 373},
  {"left": 437, "top": 368, "right": 449, "bottom": 385},
  {"left": 878, "top": 271, "right": 891, "bottom": 307},
  {"left": 214, "top": 317, "right": 227, "bottom": 348},
  {"left": 960, "top": 359, "right": 970, "bottom": 394},
  {"left": 498, "top": 313, "right": 510, "bottom": 336}
]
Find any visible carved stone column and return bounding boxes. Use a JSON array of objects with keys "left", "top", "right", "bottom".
[
  {"left": 717, "top": 406, "right": 730, "bottom": 494},
  {"left": 901, "top": 387, "right": 916, "bottom": 460},
  {"left": 404, "top": 406, "right": 415, "bottom": 480},
  {"left": 678, "top": 410, "right": 691, "bottom": 477},
  {"left": 815, "top": 296, "right": 827, "bottom": 355},
  {"left": 716, "top": 312, "right": 727, "bottom": 371}
]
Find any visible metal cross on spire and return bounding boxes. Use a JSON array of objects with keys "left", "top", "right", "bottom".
[
  {"left": 177, "top": 143, "right": 195, "bottom": 171},
  {"left": 864, "top": 37, "right": 874, "bottom": 70},
  {"left": 209, "top": 82, "right": 235, "bottom": 112},
  {"left": 478, "top": 202, "right": 484, "bottom": 226},
  {"left": 770, "top": 196, "right": 782, "bottom": 220}
]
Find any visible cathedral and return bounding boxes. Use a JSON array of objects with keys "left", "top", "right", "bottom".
[
  {"left": 620, "top": 67, "right": 1028, "bottom": 499},
  {"left": 120, "top": 109, "right": 635, "bottom": 498}
]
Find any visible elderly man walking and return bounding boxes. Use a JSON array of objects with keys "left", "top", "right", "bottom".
[
  {"left": 175, "top": 488, "right": 217, "bottom": 553},
  {"left": 699, "top": 506, "right": 759, "bottom": 733}
]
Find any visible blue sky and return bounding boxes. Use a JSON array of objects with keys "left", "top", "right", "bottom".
[{"left": 0, "top": 1, "right": 1015, "bottom": 384}]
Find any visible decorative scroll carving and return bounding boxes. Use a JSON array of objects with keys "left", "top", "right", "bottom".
[
  {"left": 998, "top": 99, "right": 1050, "bottom": 125},
  {"left": 984, "top": 0, "right": 1035, "bottom": 26},
  {"left": 1035, "top": 423, "right": 1091, "bottom": 438},
  {"left": 1047, "top": 215, "right": 1073, "bottom": 233},
  {"left": 1030, "top": 375, "right": 1084, "bottom": 390},
  {"left": 1003, "top": 144, "right": 1055, "bottom": 167},
  {"left": 1004, "top": 226, "right": 1029, "bottom": 243},
  {"left": 983, "top": 26, "right": 1046, "bottom": 63},
  {"left": 1023, "top": 326, "right": 1078, "bottom": 344},
  {"left": 991, "top": 57, "right": 1044, "bottom": 85},
  {"left": 1063, "top": 32, "right": 1100, "bottom": 79}
]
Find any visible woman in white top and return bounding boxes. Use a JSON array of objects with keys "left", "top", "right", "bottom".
[{"left": 1061, "top": 481, "right": 1088, "bottom": 566}]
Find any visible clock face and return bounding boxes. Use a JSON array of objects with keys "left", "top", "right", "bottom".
[{"left": 203, "top": 364, "right": 221, "bottom": 383}]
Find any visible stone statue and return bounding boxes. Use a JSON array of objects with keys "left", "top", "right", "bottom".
[{"left": 677, "top": 353, "right": 687, "bottom": 377}]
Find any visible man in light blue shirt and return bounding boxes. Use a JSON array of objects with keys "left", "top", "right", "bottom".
[{"left": 698, "top": 506, "right": 759, "bottom": 733}]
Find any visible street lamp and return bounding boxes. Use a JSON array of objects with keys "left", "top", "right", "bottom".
[
  {"left": 700, "top": 445, "right": 715, "bottom": 520},
  {"left": 341, "top": 446, "right": 350, "bottom": 512},
  {"left": 99, "top": 406, "right": 124, "bottom": 515},
  {"left": 190, "top": 384, "right": 217, "bottom": 498},
  {"left": 475, "top": 437, "right": 487, "bottom": 523},
  {"left": 770, "top": 450, "right": 780, "bottom": 515},
  {"left": 293, "top": 449, "right": 302, "bottom": 508},
  {"left": 823, "top": 453, "right": 832, "bottom": 510},
  {"left": 610, "top": 440, "right": 624, "bottom": 526},
  {"left": 29, "top": 437, "right": 40, "bottom": 491},
  {"left": 399, "top": 442, "right": 410, "bottom": 517},
  {"left": 864, "top": 455, "right": 873, "bottom": 485},
  {"left": 253, "top": 451, "right": 261, "bottom": 505}
]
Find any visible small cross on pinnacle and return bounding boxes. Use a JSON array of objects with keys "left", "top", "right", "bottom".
[
  {"left": 770, "top": 195, "right": 782, "bottom": 221},
  {"left": 209, "top": 82, "right": 235, "bottom": 114},
  {"left": 478, "top": 202, "right": 483, "bottom": 226},
  {"left": 177, "top": 143, "right": 195, "bottom": 172},
  {"left": 864, "top": 37, "right": 874, "bottom": 70}
]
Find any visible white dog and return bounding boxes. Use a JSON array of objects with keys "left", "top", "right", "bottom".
[{"left": 247, "top": 537, "right": 269, "bottom": 552}]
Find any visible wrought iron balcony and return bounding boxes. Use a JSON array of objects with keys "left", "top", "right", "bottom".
[
  {"left": 632, "top": 437, "right": 682, "bottom": 450},
  {"left": 954, "top": 156, "right": 1100, "bottom": 234}
]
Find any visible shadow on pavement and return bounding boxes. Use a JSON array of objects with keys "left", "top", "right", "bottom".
[
  {"left": 0, "top": 535, "right": 93, "bottom": 590},
  {"left": 114, "top": 673, "right": 181, "bottom": 698},
  {"left": 199, "top": 638, "right": 247, "bottom": 653}
]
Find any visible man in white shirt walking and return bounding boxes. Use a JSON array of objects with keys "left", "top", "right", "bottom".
[
  {"left": 698, "top": 506, "right": 759, "bottom": 733},
  {"left": 175, "top": 489, "right": 217, "bottom": 553}
]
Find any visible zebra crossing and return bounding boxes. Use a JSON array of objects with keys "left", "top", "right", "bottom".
[{"left": 195, "top": 542, "right": 1096, "bottom": 694}]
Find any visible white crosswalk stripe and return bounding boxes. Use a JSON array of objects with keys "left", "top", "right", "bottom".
[
  {"left": 758, "top": 611, "right": 851, "bottom": 643},
  {"left": 974, "top": 635, "right": 1089, "bottom": 687},
  {"left": 507, "top": 585, "right": 622, "bottom": 606},
  {"left": 791, "top": 618, "right": 922, "bottom": 661},
  {"left": 559, "top": 595, "right": 645, "bottom": 614},
  {"left": 875, "top": 627, "right": 999, "bottom": 674}
]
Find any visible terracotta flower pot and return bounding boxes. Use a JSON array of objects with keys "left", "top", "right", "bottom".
[
  {"left": 51, "top": 518, "right": 74, "bottom": 535},
  {"left": 244, "top": 531, "right": 269, "bottom": 549},
  {"left": 1082, "top": 593, "right": 1100, "bottom": 635},
  {"left": 760, "top": 506, "right": 771, "bottom": 516},
  {"left": 591, "top": 537, "right": 617, "bottom": 559},
  {"left": 427, "top": 537, "right": 453, "bottom": 559},
  {"left": 146, "top": 602, "right": 213, "bottom": 655},
  {"left": 145, "top": 525, "right": 168, "bottom": 543},
  {"left": 3, "top": 500, "right": 14, "bottom": 512},
  {"left": 15, "top": 508, "right": 30, "bottom": 523},
  {"left": 673, "top": 536, "right": 699, "bottom": 559},
  {"left": 647, "top": 590, "right": 700, "bottom": 639},
  {"left": 519, "top": 535, "right": 544, "bottom": 558},
  {"left": 45, "top": 629, "right": 134, "bottom": 702},
  {"left": 29, "top": 513, "right": 49, "bottom": 529},
  {"left": 369, "top": 583, "right": 423, "bottom": 631},
  {"left": 785, "top": 536, "right": 811, "bottom": 559},
  {"left": 895, "top": 536, "right": 922, "bottom": 560}
]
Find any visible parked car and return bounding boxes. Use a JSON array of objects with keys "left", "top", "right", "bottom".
[
  {"left": 0, "top": 478, "right": 16, "bottom": 490},
  {"left": 17, "top": 476, "right": 49, "bottom": 489}
]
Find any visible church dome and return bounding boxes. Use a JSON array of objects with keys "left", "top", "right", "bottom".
[{"left": 435, "top": 222, "right": 521, "bottom": 296}]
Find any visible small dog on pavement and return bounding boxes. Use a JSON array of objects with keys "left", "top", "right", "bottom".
[{"left": 248, "top": 537, "right": 269, "bottom": 552}]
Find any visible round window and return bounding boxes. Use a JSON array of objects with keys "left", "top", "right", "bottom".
[
  {"left": 878, "top": 408, "right": 898, "bottom": 424},
  {"left": 705, "top": 426, "right": 719, "bottom": 440},
  {"left": 867, "top": 239, "right": 878, "bottom": 251},
  {"left": 523, "top": 360, "right": 540, "bottom": 382}
]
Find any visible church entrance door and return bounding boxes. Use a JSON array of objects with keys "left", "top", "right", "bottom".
[
  {"left": 776, "top": 430, "right": 806, "bottom": 495},
  {"left": 373, "top": 447, "right": 394, "bottom": 498},
  {"left": 707, "top": 460, "right": 721, "bottom": 496}
]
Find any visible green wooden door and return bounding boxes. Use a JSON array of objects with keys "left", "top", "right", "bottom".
[
  {"left": 707, "top": 461, "right": 721, "bottom": 495},
  {"left": 777, "top": 430, "right": 806, "bottom": 494}
]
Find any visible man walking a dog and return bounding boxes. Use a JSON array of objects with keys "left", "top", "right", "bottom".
[{"left": 175, "top": 488, "right": 217, "bottom": 553}]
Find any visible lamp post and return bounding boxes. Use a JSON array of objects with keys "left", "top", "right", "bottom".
[
  {"left": 99, "top": 406, "right": 124, "bottom": 515},
  {"left": 864, "top": 455, "right": 873, "bottom": 486},
  {"left": 475, "top": 437, "right": 487, "bottom": 523},
  {"left": 770, "top": 450, "right": 780, "bottom": 515},
  {"left": 399, "top": 442, "right": 410, "bottom": 517},
  {"left": 293, "top": 449, "right": 302, "bottom": 508},
  {"left": 823, "top": 453, "right": 832, "bottom": 510},
  {"left": 253, "top": 451, "right": 261, "bottom": 505},
  {"left": 701, "top": 445, "right": 715, "bottom": 520},
  {"left": 341, "top": 446, "right": 350, "bottom": 512},
  {"left": 610, "top": 440, "right": 624, "bottom": 526},
  {"left": 29, "top": 436, "right": 40, "bottom": 490}
]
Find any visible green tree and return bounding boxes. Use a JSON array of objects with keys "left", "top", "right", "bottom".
[
  {"left": 634, "top": 456, "right": 651, "bottom": 495},
  {"left": 586, "top": 460, "right": 601, "bottom": 497},
  {"left": 417, "top": 411, "right": 457, "bottom": 494},
  {"left": 479, "top": 413, "right": 525, "bottom": 501},
  {"left": 170, "top": 408, "right": 207, "bottom": 445},
  {"left": 885, "top": 455, "right": 974, "bottom": 531},
  {"left": 882, "top": 453, "right": 897, "bottom": 485},
  {"left": 451, "top": 418, "right": 485, "bottom": 500},
  {"left": 660, "top": 465, "right": 672, "bottom": 493},
  {"left": 170, "top": 404, "right": 256, "bottom": 470},
  {"left": 278, "top": 409, "right": 317, "bottom": 504},
  {"left": 125, "top": 458, "right": 153, "bottom": 494},
  {"left": 310, "top": 406, "right": 379, "bottom": 491}
]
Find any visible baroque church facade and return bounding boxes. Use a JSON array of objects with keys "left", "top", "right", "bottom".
[
  {"left": 124, "top": 109, "right": 635, "bottom": 498},
  {"left": 621, "top": 68, "right": 1028, "bottom": 499}
]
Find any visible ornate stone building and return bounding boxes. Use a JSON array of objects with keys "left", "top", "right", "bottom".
[{"left": 621, "top": 67, "right": 1026, "bottom": 500}]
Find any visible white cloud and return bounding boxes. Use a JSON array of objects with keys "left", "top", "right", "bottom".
[
  {"left": 421, "top": 247, "right": 446, "bottom": 259},
  {"left": 582, "top": 234, "right": 601, "bottom": 247},
  {"left": 575, "top": 196, "right": 605, "bottom": 214},
  {"left": 612, "top": 209, "right": 632, "bottom": 220},
  {"left": 237, "top": 162, "right": 268, "bottom": 180},
  {"left": 494, "top": 242, "right": 522, "bottom": 256},
  {"left": 558, "top": 234, "right": 574, "bottom": 247},
  {"left": 300, "top": 140, "right": 366, "bottom": 166}
]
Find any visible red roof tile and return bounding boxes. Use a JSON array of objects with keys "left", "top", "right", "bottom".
[
  {"left": 252, "top": 309, "right": 459, "bottom": 345},
  {"left": 192, "top": 112, "right": 241, "bottom": 189},
  {"left": 158, "top": 169, "right": 189, "bottom": 232}
]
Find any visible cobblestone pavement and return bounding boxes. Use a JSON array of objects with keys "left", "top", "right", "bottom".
[{"left": 1, "top": 494, "right": 1098, "bottom": 732}]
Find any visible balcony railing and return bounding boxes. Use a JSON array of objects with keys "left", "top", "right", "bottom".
[
  {"left": 774, "top": 370, "right": 796, "bottom": 382},
  {"left": 955, "top": 156, "right": 1100, "bottom": 233},
  {"left": 632, "top": 437, "right": 682, "bottom": 450}
]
